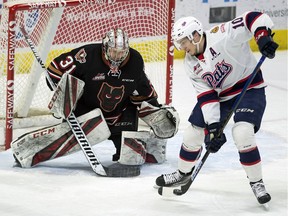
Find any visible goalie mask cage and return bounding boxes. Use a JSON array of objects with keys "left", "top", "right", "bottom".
[{"left": 0, "top": 0, "right": 175, "bottom": 149}]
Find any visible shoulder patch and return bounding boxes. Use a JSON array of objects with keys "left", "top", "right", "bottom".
[
  {"left": 75, "top": 48, "right": 87, "bottom": 63},
  {"left": 220, "top": 23, "right": 226, "bottom": 33},
  {"left": 210, "top": 26, "right": 219, "bottom": 34}
]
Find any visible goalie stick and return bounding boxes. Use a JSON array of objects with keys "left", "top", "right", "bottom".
[
  {"left": 20, "top": 27, "right": 140, "bottom": 177},
  {"left": 159, "top": 55, "right": 267, "bottom": 196}
]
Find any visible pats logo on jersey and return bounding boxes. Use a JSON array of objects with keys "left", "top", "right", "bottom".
[{"left": 201, "top": 60, "right": 233, "bottom": 88}]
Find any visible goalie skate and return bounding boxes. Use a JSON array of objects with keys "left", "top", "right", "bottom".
[
  {"left": 250, "top": 179, "right": 271, "bottom": 205},
  {"left": 156, "top": 170, "right": 191, "bottom": 187}
]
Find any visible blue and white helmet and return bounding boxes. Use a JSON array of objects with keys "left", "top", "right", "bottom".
[{"left": 172, "top": 16, "right": 203, "bottom": 50}]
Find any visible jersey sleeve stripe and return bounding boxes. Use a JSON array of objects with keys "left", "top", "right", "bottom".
[{"left": 245, "top": 11, "right": 263, "bottom": 31}]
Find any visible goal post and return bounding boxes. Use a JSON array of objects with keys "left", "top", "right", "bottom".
[{"left": 0, "top": 0, "right": 176, "bottom": 150}]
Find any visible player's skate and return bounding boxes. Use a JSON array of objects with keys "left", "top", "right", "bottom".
[
  {"left": 250, "top": 179, "right": 271, "bottom": 205},
  {"left": 156, "top": 170, "right": 192, "bottom": 187}
]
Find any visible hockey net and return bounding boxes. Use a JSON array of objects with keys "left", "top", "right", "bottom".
[{"left": 0, "top": 0, "right": 175, "bottom": 149}]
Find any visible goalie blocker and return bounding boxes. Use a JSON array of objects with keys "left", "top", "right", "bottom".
[{"left": 48, "top": 73, "right": 85, "bottom": 119}]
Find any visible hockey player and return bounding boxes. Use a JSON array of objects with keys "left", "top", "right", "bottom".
[
  {"left": 12, "top": 28, "right": 179, "bottom": 170},
  {"left": 155, "top": 11, "right": 278, "bottom": 205}
]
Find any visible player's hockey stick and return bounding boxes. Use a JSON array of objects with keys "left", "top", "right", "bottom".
[
  {"left": 159, "top": 55, "right": 267, "bottom": 196},
  {"left": 20, "top": 27, "right": 140, "bottom": 177}
]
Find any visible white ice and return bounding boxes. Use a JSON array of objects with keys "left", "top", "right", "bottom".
[{"left": 0, "top": 51, "right": 287, "bottom": 216}]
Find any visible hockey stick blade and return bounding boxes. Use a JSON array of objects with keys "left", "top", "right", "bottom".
[
  {"left": 173, "top": 179, "right": 193, "bottom": 195},
  {"left": 158, "top": 179, "right": 192, "bottom": 197},
  {"left": 158, "top": 186, "right": 182, "bottom": 197},
  {"left": 104, "top": 163, "right": 141, "bottom": 177}
]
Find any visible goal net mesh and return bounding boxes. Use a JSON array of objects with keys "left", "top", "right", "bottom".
[{"left": 0, "top": 0, "right": 174, "bottom": 147}]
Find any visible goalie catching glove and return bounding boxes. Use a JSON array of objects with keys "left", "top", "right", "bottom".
[{"left": 138, "top": 101, "right": 180, "bottom": 139}]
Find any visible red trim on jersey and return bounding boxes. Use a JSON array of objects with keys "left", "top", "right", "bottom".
[
  {"left": 197, "top": 89, "right": 215, "bottom": 99},
  {"left": 196, "top": 53, "right": 204, "bottom": 61}
]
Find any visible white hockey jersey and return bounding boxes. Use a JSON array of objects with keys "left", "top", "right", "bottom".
[{"left": 183, "top": 11, "right": 274, "bottom": 125}]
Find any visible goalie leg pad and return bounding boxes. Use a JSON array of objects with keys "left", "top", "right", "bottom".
[
  {"left": 118, "top": 131, "right": 147, "bottom": 165},
  {"left": 48, "top": 73, "right": 85, "bottom": 119},
  {"left": 12, "top": 108, "right": 110, "bottom": 168},
  {"left": 139, "top": 101, "right": 180, "bottom": 139},
  {"left": 118, "top": 131, "right": 167, "bottom": 165},
  {"left": 143, "top": 134, "right": 167, "bottom": 164}
]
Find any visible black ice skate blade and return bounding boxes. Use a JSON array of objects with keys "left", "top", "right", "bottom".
[{"left": 104, "top": 163, "right": 141, "bottom": 177}]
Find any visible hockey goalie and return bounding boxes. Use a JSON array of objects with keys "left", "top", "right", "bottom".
[{"left": 11, "top": 28, "right": 180, "bottom": 175}]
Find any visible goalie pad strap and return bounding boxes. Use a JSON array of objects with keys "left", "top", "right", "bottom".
[{"left": 12, "top": 108, "right": 110, "bottom": 167}]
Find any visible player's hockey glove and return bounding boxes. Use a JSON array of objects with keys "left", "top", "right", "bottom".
[
  {"left": 204, "top": 123, "right": 226, "bottom": 153},
  {"left": 255, "top": 27, "right": 278, "bottom": 59}
]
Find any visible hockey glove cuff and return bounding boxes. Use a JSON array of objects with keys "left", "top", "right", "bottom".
[{"left": 204, "top": 123, "right": 227, "bottom": 153}]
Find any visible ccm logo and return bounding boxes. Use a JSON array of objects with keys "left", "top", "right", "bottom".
[
  {"left": 48, "top": 87, "right": 62, "bottom": 109},
  {"left": 236, "top": 108, "right": 254, "bottom": 113},
  {"left": 33, "top": 128, "right": 55, "bottom": 138}
]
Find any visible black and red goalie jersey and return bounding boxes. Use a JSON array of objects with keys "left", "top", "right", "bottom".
[{"left": 47, "top": 43, "right": 158, "bottom": 125}]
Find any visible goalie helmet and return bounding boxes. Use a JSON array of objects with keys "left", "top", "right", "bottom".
[
  {"left": 172, "top": 16, "right": 203, "bottom": 50},
  {"left": 102, "top": 28, "right": 129, "bottom": 68}
]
